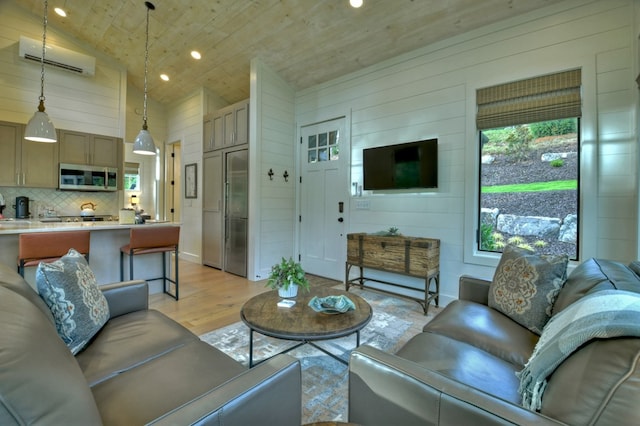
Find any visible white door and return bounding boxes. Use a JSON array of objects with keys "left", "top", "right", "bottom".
[{"left": 299, "top": 118, "right": 348, "bottom": 281}]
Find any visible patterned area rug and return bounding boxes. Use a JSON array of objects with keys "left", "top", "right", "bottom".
[{"left": 200, "top": 286, "right": 441, "bottom": 423}]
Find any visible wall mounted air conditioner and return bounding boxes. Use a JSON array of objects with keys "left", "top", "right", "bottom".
[{"left": 18, "top": 35, "right": 96, "bottom": 77}]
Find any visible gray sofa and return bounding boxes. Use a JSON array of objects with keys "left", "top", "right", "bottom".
[
  {"left": 0, "top": 263, "right": 301, "bottom": 425},
  {"left": 349, "top": 258, "right": 640, "bottom": 425}
]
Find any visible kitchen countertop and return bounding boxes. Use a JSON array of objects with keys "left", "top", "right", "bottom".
[{"left": 0, "top": 219, "right": 177, "bottom": 235}]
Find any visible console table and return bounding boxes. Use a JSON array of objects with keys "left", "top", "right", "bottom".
[{"left": 345, "top": 233, "right": 440, "bottom": 314}]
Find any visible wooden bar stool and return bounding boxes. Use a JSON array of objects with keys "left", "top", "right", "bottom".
[
  {"left": 120, "top": 226, "right": 180, "bottom": 300},
  {"left": 17, "top": 230, "right": 91, "bottom": 276}
]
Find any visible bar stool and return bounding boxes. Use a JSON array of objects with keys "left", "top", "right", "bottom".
[
  {"left": 120, "top": 226, "right": 180, "bottom": 300},
  {"left": 17, "top": 230, "right": 91, "bottom": 276}
]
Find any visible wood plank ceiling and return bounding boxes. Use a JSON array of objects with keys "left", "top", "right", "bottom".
[{"left": 15, "top": 0, "right": 554, "bottom": 106}]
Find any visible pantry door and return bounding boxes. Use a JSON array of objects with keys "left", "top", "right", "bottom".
[{"left": 299, "top": 118, "right": 348, "bottom": 281}]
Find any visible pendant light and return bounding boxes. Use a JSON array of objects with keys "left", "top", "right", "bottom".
[
  {"left": 24, "top": 0, "right": 57, "bottom": 143},
  {"left": 133, "top": 1, "right": 157, "bottom": 155}
]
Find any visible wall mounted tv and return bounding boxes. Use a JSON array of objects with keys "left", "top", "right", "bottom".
[{"left": 363, "top": 138, "right": 438, "bottom": 190}]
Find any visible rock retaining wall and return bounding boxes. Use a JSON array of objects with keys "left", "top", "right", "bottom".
[{"left": 481, "top": 208, "right": 577, "bottom": 244}]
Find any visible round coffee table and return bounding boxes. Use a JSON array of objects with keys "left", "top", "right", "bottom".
[{"left": 241, "top": 287, "right": 372, "bottom": 367}]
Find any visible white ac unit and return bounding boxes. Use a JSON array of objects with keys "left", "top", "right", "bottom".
[{"left": 18, "top": 35, "right": 96, "bottom": 77}]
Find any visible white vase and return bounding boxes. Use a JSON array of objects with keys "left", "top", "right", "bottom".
[{"left": 278, "top": 283, "right": 298, "bottom": 298}]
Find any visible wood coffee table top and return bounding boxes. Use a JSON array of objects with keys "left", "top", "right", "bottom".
[{"left": 240, "top": 287, "right": 372, "bottom": 341}]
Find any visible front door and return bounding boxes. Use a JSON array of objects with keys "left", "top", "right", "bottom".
[{"left": 299, "top": 118, "right": 348, "bottom": 281}]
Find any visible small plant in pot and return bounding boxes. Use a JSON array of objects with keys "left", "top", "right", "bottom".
[{"left": 266, "top": 257, "right": 310, "bottom": 298}]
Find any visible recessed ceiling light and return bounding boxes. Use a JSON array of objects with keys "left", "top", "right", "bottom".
[
  {"left": 191, "top": 50, "right": 202, "bottom": 60},
  {"left": 54, "top": 7, "right": 67, "bottom": 17},
  {"left": 160, "top": 74, "right": 169, "bottom": 81},
  {"left": 349, "top": 0, "right": 363, "bottom": 8}
]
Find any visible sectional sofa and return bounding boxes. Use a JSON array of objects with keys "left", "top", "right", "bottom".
[
  {"left": 0, "top": 263, "right": 301, "bottom": 425},
  {"left": 349, "top": 256, "right": 640, "bottom": 425}
]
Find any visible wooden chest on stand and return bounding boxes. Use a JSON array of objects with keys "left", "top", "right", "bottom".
[{"left": 346, "top": 233, "right": 440, "bottom": 314}]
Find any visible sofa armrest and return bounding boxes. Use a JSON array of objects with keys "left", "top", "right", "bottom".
[
  {"left": 349, "top": 345, "right": 565, "bottom": 426},
  {"left": 100, "top": 280, "right": 148, "bottom": 318},
  {"left": 459, "top": 275, "right": 491, "bottom": 305},
  {"left": 148, "top": 354, "right": 301, "bottom": 426}
]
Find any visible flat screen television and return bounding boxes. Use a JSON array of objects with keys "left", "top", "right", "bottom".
[{"left": 363, "top": 138, "right": 438, "bottom": 190}]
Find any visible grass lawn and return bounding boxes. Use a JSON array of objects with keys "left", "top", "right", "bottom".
[{"left": 482, "top": 180, "right": 577, "bottom": 193}]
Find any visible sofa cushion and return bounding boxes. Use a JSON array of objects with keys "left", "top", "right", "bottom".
[
  {"left": 36, "top": 248, "right": 110, "bottom": 355},
  {"left": 76, "top": 309, "right": 199, "bottom": 386},
  {"left": 396, "top": 332, "right": 522, "bottom": 404},
  {"left": 488, "top": 245, "right": 568, "bottom": 334},
  {"left": 553, "top": 258, "right": 640, "bottom": 316},
  {"left": 423, "top": 300, "right": 538, "bottom": 368},
  {"left": 0, "top": 285, "right": 102, "bottom": 424},
  {"left": 90, "top": 339, "right": 246, "bottom": 425}
]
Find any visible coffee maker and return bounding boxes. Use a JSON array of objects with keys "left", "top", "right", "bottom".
[{"left": 14, "top": 196, "right": 30, "bottom": 219}]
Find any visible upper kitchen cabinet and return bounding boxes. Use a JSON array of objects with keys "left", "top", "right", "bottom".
[
  {"left": 0, "top": 121, "right": 58, "bottom": 188},
  {"left": 59, "top": 130, "right": 121, "bottom": 168},
  {"left": 203, "top": 113, "right": 223, "bottom": 152},
  {"left": 203, "top": 99, "right": 249, "bottom": 152}
]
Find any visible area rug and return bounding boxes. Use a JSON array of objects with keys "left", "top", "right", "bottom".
[{"left": 199, "top": 286, "right": 441, "bottom": 423}]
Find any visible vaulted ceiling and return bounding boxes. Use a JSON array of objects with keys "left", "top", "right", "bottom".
[{"left": 15, "top": 0, "right": 553, "bottom": 106}]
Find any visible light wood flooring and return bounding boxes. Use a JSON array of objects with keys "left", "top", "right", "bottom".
[{"left": 149, "top": 260, "right": 339, "bottom": 336}]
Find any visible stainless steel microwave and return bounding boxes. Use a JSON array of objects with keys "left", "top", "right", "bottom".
[{"left": 59, "top": 163, "right": 118, "bottom": 192}]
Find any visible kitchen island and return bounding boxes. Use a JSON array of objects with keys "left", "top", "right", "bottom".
[{"left": 0, "top": 220, "right": 180, "bottom": 293}]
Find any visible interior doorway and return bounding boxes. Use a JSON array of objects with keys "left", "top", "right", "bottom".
[{"left": 166, "top": 142, "right": 181, "bottom": 222}]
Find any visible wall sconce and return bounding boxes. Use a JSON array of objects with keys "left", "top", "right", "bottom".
[
  {"left": 268, "top": 168, "right": 274, "bottom": 180},
  {"left": 130, "top": 194, "right": 138, "bottom": 206},
  {"left": 283, "top": 170, "right": 289, "bottom": 182}
]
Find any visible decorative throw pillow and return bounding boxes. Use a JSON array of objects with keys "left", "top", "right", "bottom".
[
  {"left": 36, "top": 248, "right": 110, "bottom": 355},
  {"left": 488, "top": 245, "right": 568, "bottom": 335}
]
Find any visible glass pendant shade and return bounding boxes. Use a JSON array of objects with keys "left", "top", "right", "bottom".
[
  {"left": 25, "top": 102, "right": 56, "bottom": 142},
  {"left": 133, "top": 126, "right": 156, "bottom": 155}
]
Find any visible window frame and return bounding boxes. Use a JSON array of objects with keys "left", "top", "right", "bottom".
[
  {"left": 463, "top": 64, "right": 598, "bottom": 269},
  {"left": 476, "top": 119, "right": 581, "bottom": 260}
]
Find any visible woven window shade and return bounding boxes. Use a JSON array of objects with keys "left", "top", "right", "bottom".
[{"left": 476, "top": 69, "right": 581, "bottom": 130}]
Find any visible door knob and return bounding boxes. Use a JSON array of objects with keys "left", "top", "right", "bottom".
[{"left": 338, "top": 217, "right": 344, "bottom": 222}]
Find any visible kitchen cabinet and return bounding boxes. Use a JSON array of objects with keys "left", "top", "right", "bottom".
[
  {"left": 59, "top": 130, "right": 121, "bottom": 168},
  {"left": 202, "top": 99, "right": 248, "bottom": 152},
  {"left": 202, "top": 151, "right": 223, "bottom": 268},
  {"left": 0, "top": 121, "right": 58, "bottom": 188}
]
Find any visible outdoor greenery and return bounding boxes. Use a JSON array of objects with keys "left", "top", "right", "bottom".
[
  {"left": 482, "top": 179, "right": 577, "bottom": 193},
  {"left": 480, "top": 117, "right": 578, "bottom": 257},
  {"left": 530, "top": 119, "right": 577, "bottom": 139}
]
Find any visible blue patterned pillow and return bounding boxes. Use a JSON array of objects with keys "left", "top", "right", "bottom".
[
  {"left": 36, "top": 248, "right": 110, "bottom": 355},
  {"left": 488, "top": 245, "right": 568, "bottom": 335}
]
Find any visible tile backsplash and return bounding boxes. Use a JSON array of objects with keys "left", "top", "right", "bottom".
[{"left": 0, "top": 187, "right": 119, "bottom": 218}]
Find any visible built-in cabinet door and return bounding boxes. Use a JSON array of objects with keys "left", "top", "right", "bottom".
[
  {"left": 0, "top": 121, "right": 21, "bottom": 186},
  {"left": 203, "top": 112, "right": 226, "bottom": 152},
  {"left": 0, "top": 121, "right": 57, "bottom": 188},
  {"left": 223, "top": 108, "right": 235, "bottom": 146},
  {"left": 202, "top": 152, "right": 223, "bottom": 268},
  {"left": 58, "top": 130, "right": 89, "bottom": 164},
  {"left": 59, "top": 130, "right": 119, "bottom": 167},
  {"left": 203, "top": 115, "right": 214, "bottom": 152},
  {"left": 92, "top": 135, "right": 119, "bottom": 167},
  {"left": 21, "top": 139, "right": 59, "bottom": 188},
  {"left": 233, "top": 102, "right": 249, "bottom": 145}
]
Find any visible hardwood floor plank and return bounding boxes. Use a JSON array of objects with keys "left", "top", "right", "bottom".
[{"left": 149, "top": 260, "right": 340, "bottom": 336}]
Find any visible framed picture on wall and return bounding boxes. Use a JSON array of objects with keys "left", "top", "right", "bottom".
[{"left": 185, "top": 163, "right": 197, "bottom": 199}]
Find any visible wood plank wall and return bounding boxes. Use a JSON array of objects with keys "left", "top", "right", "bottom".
[{"left": 294, "top": 0, "right": 638, "bottom": 305}]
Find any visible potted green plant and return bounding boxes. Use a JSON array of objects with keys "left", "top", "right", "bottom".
[{"left": 266, "top": 257, "right": 311, "bottom": 298}]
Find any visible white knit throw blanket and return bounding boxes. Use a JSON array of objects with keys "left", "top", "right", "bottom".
[{"left": 516, "top": 289, "right": 640, "bottom": 411}]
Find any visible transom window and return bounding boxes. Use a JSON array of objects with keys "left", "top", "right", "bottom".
[{"left": 307, "top": 130, "right": 339, "bottom": 163}]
